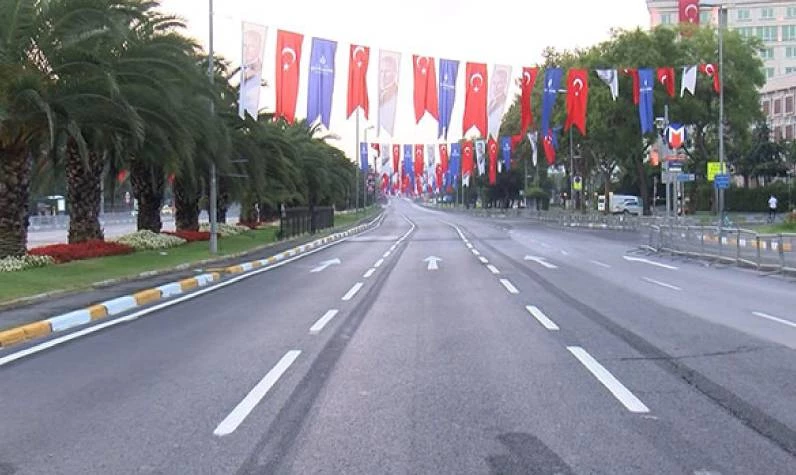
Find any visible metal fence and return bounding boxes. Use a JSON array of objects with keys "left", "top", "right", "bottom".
[
  {"left": 279, "top": 207, "right": 334, "bottom": 240},
  {"left": 28, "top": 212, "right": 154, "bottom": 231},
  {"left": 646, "top": 224, "right": 796, "bottom": 274}
]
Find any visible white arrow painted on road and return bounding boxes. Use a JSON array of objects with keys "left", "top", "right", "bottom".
[
  {"left": 524, "top": 256, "right": 558, "bottom": 269},
  {"left": 424, "top": 256, "right": 442, "bottom": 271},
  {"left": 310, "top": 258, "right": 341, "bottom": 273}
]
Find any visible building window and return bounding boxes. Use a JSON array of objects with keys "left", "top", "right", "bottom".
[
  {"left": 700, "top": 11, "right": 711, "bottom": 24},
  {"left": 763, "top": 100, "right": 770, "bottom": 116},
  {"left": 755, "top": 26, "right": 778, "bottom": 42},
  {"left": 775, "top": 98, "right": 783, "bottom": 114},
  {"left": 760, "top": 48, "right": 775, "bottom": 59},
  {"left": 737, "top": 26, "right": 754, "bottom": 38},
  {"left": 787, "top": 96, "right": 794, "bottom": 113},
  {"left": 783, "top": 25, "right": 796, "bottom": 41},
  {"left": 775, "top": 126, "right": 783, "bottom": 140},
  {"left": 660, "top": 12, "right": 674, "bottom": 25},
  {"left": 787, "top": 125, "right": 794, "bottom": 140},
  {"left": 786, "top": 67, "right": 796, "bottom": 74},
  {"left": 761, "top": 7, "right": 775, "bottom": 20},
  {"left": 737, "top": 9, "right": 751, "bottom": 21},
  {"left": 766, "top": 67, "right": 776, "bottom": 78},
  {"left": 789, "top": 6, "right": 796, "bottom": 18},
  {"left": 787, "top": 46, "right": 796, "bottom": 58}
]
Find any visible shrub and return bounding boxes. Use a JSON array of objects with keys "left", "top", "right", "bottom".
[
  {"left": 199, "top": 222, "right": 250, "bottom": 236},
  {"left": 115, "top": 230, "right": 186, "bottom": 250},
  {"left": 29, "top": 240, "right": 135, "bottom": 263},
  {"left": 164, "top": 230, "right": 211, "bottom": 242},
  {"left": 0, "top": 255, "right": 55, "bottom": 272}
]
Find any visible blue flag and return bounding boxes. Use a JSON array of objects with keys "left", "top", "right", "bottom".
[
  {"left": 638, "top": 68, "right": 655, "bottom": 135},
  {"left": 359, "top": 142, "right": 369, "bottom": 172},
  {"left": 306, "top": 38, "right": 337, "bottom": 129},
  {"left": 438, "top": 59, "right": 459, "bottom": 139},
  {"left": 540, "top": 68, "right": 563, "bottom": 144},
  {"left": 500, "top": 136, "right": 512, "bottom": 172},
  {"left": 403, "top": 144, "right": 413, "bottom": 179},
  {"left": 449, "top": 142, "right": 461, "bottom": 188}
]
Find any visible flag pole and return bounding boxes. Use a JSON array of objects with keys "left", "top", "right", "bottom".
[
  {"left": 355, "top": 109, "right": 360, "bottom": 211},
  {"left": 208, "top": 0, "right": 218, "bottom": 255}
]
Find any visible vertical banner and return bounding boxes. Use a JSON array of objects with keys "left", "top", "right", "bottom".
[
  {"left": 414, "top": 144, "right": 425, "bottom": 176},
  {"left": 540, "top": 67, "right": 563, "bottom": 141},
  {"left": 475, "top": 139, "right": 487, "bottom": 175},
  {"left": 520, "top": 67, "right": 538, "bottom": 135},
  {"left": 413, "top": 56, "right": 439, "bottom": 123},
  {"left": 239, "top": 22, "right": 267, "bottom": 119},
  {"left": 679, "top": 0, "right": 700, "bottom": 24},
  {"left": 403, "top": 144, "right": 413, "bottom": 192},
  {"left": 449, "top": 143, "right": 461, "bottom": 188},
  {"left": 438, "top": 59, "right": 459, "bottom": 139},
  {"left": 439, "top": 143, "right": 449, "bottom": 174},
  {"left": 488, "top": 137, "right": 498, "bottom": 184},
  {"left": 347, "top": 45, "right": 370, "bottom": 118},
  {"left": 638, "top": 68, "right": 655, "bottom": 135},
  {"left": 359, "top": 142, "right": 369, "bottom": 172},
  {"left": 487, "top": 64, "right": 512, "bottom": 139},
  {"left": 275, "top": 30, "right": 304, "bottom": 123},
  {"left": 307, "top": 37, "right": 337, "bottom": 129},
  {"left": 463, "top": 62, "right": 488, "bottom": 137},
  {"left": 392, "top": 144, "right": 401, "bottom": 176},
  {"left": 462, "top": 140, "right": 474, "bottom": 187},
  {"left": 378, "top": 50, "right": 401, "bottom": 136},
  {"left": 500, "top": 136, "right": 512, "bottom": 172},
  {"left": 379, "top": 143, "right": 391, "bottom": 174},
  {"left": 565, "top": 68, "right": 589, "bottom": 136}
]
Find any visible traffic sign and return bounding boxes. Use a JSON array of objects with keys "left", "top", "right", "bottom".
[
  {"left": 714, "top": 173, "right": 730, "bottom": 189},
  {"left": 677, "top": 173, "right": 696, "bottom": 182},
  {"left": 707, "top": 162, "right": 727, "bottom": 181}
]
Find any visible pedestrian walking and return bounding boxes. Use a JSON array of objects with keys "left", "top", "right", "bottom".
[{"left": 768, "top": 194, "right": 778, "bottom": 223}]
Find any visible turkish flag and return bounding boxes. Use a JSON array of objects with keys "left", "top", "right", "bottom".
[
  {"left": 347, "top": 44, "right": 370, "bottom": 118},
  {"left": 463, "top": 62, "right": 488, "bottom": 137},
  {"left": 462, "top": 140, "right": 474, "bottom": 175},
  {"left": 275, "top": 30, "right": 303, "bottom": 123},
  {"left": 543, "top": 129, "right": 556, "bottom": 165},
  {"left": 520, "top": 67, "right": 538, "bottom": 135},
  {"left": 435, "top": 164, "right": 443, "bottom": 192},
  {"left": 679, "top": 0, "right": 700, "bottom": 24},
  {"left": 623, "top": 68, "right": 639, "bottom": 105},
  {"left": 413, "top": 55, "right": 439, "bottom": 122},
  {"left": 699, "top": 63, "right": 721, "bottom": 94},
  {"left": 487, "top": 137, "right": 498, "bottom": 185},
  {"left": 414, "top": 144, "right": 424, "bottom": 176},
  {"left": 439, "top": 143, "right": 449, "bottom": 174},
  {"left": 117, "top": 169, "right": 128, "bottom": 184},
  {"left": 657, "top": 67, "right": 676, "bottom": 97},
  {"left": 565, "top": 69, "right": 589, "bottom": 136},
  {"left": 392, "top": 144, "right": 400, "bottom": 174}
]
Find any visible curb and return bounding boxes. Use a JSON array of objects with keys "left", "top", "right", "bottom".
[{"left": 0, "top": 214, "right": 381, "bottom": 349}]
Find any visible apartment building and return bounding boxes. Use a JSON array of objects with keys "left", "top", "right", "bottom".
[{"left": 761, "top": 74, "right": 796, "bottom": 139}]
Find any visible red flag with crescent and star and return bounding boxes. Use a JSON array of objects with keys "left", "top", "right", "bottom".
[
  {"left": 623, "top": 68, "right": 639, "bottom": 105},
  {"left": 543, "top": 129, "right": 557, "bottom": 165},
  {"left": 413, "top": 55, "right": 439, "bottom": 122},
  {"left": 392, "top": 144, "right": 400, "bottom": 175},
  {"left": 463, "top": 62, "right": 488, "bottom": 137},
  {"left": 565, "top": 69, "right": 588, "bottom": 136},
  {"left": 347, "top": 44, "right": 370, "bottom": 118},
  {"left": 275, "top": 30, "right": 303, "bottom": 123},
  {"left": 414, "top": 144, "right": 424, "bottom": 176},
  {"left": 520, "top": 67, "right": 538, "bottom": 136},
  {"left": 439, "top": 143, "right": 449, "bottom": 174},
  {"left": 487, "top": 137, "right": 498, "bottom": 185},
  {"left": 679, "top": 0, "right": 700, "bottom": 24},
  {"left": 462, "top": 140, "right": 474, "bottom": 177},
  {"left": 657, "top": 67, "right": 676, "bottom": 98},
  {"left": 699, "top": 63, "right": 721, "bottom": 94}
]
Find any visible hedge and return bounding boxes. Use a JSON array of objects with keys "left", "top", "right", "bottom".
[{"left": 690, "top": 183, "right": 793, "bottom": 213}]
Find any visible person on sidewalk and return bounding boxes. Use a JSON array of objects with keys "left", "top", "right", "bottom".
[{"left": 768, "top": 194, "right": 778, "bottom": 223}]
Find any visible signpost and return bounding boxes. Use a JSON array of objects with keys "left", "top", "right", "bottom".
[
  {"left": 707, "top": 161, "right": 727, "bottom": 181},
  {"left": 714, "top": 173, "right": 730, "bottom": 189}
]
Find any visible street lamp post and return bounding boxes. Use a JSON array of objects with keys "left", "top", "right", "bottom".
[
  {"left": 207, "top": 0, "right": 218, "bottom": 254},
  {"left": 363, "top": 125, "right": 374, "bottom": 209}
]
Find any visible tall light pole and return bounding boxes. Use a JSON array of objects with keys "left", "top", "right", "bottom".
[{"left": 207, "top": 0, "right": 218, "bottom": 254}]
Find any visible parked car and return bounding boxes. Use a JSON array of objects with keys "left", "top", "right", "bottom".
[{"left": 598, "top": 194, "right": 642, "bottom": 215}]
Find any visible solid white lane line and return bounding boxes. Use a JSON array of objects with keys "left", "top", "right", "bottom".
[
  {"left": 526, "top": 305, "right": 559, "bottom": 331},
  {"left": 487, "top": 264, "right": 501, "bottom": 274},
  {"left": 342, "top": 282, "right": 364, "bottom": 301},
  {"left": 363, "top": 268, "right": 375, "bottom": 278},
  {"left": 623, "top": 256, "right": 679, "bottom": 270},
  {"left": 479, "top": 256, "right": 489, "bottom": 264},
  {"left": 642, "top": 277, "right": 682, "bottom": 291},
  {"left": 466, "top": 243, "right": 474, "bottom": 249},
  {"left": 383, "top": 251, "right": 391, "bottom": 258},
  {"left": 214, "top": 350, "right": 301, "bottom": 436},
  {"left": 472, "top": 249, "right": 481, "bottom": 256},
  {"left": 310, "top": 309, "right": 339, "bottom": 334},
  {"left": 374, "top": 258, "right": 384, "bottom": 268},
  {"left": 753, "top": 311, "right": 796, "bottom": 329},
  {"left": 560, "top": 250, "right": 570, "bottom": 256},
  {"left": 590, "top": 260, "right": 611, "bottom": 269},
  {"left": 524, "top": 256, "right": 558, "bottom": 269},
  {"left": 500, "top": 279, "right": 520, "bottom": 294},
  {"left": 567, "top": 346, "right": 650, "bottom": 413}
]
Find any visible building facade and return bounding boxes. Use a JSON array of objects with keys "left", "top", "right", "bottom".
[{"left": 760, "top": 74, "right": 796, "bottom": 139}]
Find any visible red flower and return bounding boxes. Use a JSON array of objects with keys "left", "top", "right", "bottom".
[
  {"left": 163, "top": 230, "right": 211, "bottom": 242},
  {"left": 29, "top": 240, "right": 135, "bottom": 263}
]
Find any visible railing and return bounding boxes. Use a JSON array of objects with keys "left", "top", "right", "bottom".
[
  {"left": 646, "top": 224, "right": 796, "bottom": 274},
  {"left": 28, "top": 212, "right": 157, "bottom": 231},
  {"left": 279, "top": 206, "right": 334, "bottom": 240}
]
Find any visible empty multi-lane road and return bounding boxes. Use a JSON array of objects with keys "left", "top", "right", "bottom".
[{"left": 1, "top": 199, "right": 795, "bottom": 474}]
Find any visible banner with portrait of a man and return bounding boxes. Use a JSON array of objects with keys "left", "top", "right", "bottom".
[{"left": 239, "top": 22, "right": 268, "bottom": 119}]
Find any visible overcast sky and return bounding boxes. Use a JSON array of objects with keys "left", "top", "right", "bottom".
[{"left": 159, "top": 0, "right": 650, "bottom": 156}]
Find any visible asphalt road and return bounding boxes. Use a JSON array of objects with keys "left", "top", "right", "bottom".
[{"left": 1, "top": 199, "right": 795, "bottom": 474}]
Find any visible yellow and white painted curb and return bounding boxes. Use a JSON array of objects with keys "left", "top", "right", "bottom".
[{"left": 0, "top": 215, "right": 382, "bottom": 349}]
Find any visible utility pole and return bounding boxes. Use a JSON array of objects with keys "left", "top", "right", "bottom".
[
  {"left": 355, "top": 110, "right": 360, "bottom": 211},
  {"left": 718, "top": 4, "right": 727, "bottom": 226},
  {"left": 207, "top": 0, "right": 218, "bottom": 254}
]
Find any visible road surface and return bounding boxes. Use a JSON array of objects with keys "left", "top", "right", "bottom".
[{"left": 1, "top": 199, "right": 794, "bottom": 474}]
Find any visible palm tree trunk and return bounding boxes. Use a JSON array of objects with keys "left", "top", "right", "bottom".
[
  {"left": 66, "top": 140, "right": 104, "bottom": 243},
  {"left": 0, "top": 146, "right": 32, "bottom": 258},
  {"left": 174, "top": 176, "right": 199, "bottom": 231},
  {"left": 130, "top": 159, "right": 164, "bottom": 232}
]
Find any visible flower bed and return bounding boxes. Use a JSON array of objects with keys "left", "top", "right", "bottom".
[
  {"left": 29, "top": 240, "right": 135, "bottom": 263},
  {"left": 200, "top": 222, "right": 250, "bottom": 236},
  {"left": 0, "top": 255, "right": 55, "bottom": 272},
  {"left": 116, "top": 230, "right": 186, "bottom": 251},
  {"left": 164, "top": 230, "right": 211, "bottom": 242}
]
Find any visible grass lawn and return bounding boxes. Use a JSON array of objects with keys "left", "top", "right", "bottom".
[
  {"left": 752, "top": 222, "right": 796, "bottom": 234},
  {"left": 0, "top": 207, "right": 379, "bottom": 304}
]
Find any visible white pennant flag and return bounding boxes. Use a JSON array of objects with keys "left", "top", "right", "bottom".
[
  {"left": 528, "top": 132, "right": 538, "bottom": 167},
  {"left": 681, "top": 65, "right": 697, "bottom": 97},
  {"left": 595, "top": 69, "right": 618, "bottom": 101}
]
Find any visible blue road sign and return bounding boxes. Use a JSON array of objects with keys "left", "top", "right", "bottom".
[
  {"left": 714, "top": 173, "right": 730, "bottom": 189},
  {"left": 677, "top": 173, "right": 696, "bottom": 182}
]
